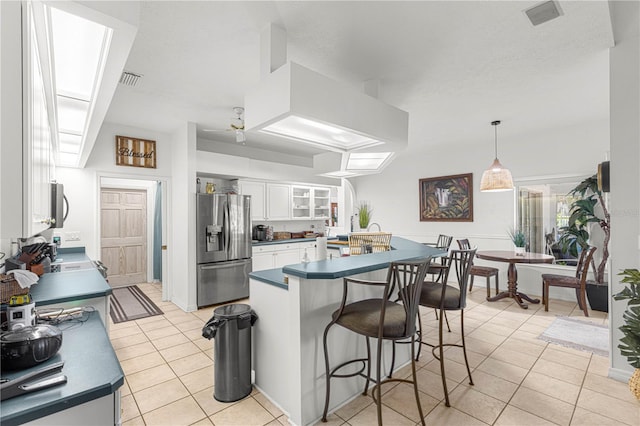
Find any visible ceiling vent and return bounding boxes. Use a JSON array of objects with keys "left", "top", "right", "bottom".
[
  {"left": 119, "top": 71, "right": 142, "bottom": 87},
  {"left": 524, "top": 1, "right": 563, "bottom": 26}
]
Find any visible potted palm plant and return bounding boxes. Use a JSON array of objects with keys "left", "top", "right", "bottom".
[
  {"left": 558, "top": 174, "right": 610, "bottom": 311},
  {"left": 508, "top": 229, "right": 527, "bottom": 256},
  {"left": 613, "top": 269, "right": 640, "bottom": 400}
]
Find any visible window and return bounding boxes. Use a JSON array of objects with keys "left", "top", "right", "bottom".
[{"left": 515, "top": 175, "right": 588, "bottom": 262}]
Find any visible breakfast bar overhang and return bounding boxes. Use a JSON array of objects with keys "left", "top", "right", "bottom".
[{"left": 249, "top": 237, "right": 444, "bottom": 426}]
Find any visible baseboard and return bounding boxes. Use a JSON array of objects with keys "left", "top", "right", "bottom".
[{"left": 609, "top": 366, "right": 633, "bottom": 383}]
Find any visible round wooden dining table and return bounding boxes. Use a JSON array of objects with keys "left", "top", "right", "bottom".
[{"left": 475, "top": 251, "right": 555, "bottom": 309}]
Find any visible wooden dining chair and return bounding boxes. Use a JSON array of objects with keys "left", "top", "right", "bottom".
[
  {"left": 541, "top": 246, "right": 597, "bottom": 316},
  {"left": 457, "top": 239, "right": 499, "bottom": 298}
]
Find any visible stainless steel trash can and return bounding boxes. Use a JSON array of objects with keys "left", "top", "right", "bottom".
[{"left": 202, "top": 304, "right": 257, "bottom": 402}]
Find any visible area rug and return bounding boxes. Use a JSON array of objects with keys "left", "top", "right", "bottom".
[
  {"left": 538, "top": 316, "right": 609, "bottom": 357},
  {"left": 110, "top": 285, "right": 163, "bottom": 324}
]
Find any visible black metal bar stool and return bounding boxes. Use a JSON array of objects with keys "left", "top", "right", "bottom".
[
  {"left": 416, "top": 248, "right": 476, "bottom": 407},
  {"left": 321, "top": 257, "right": 433, "bottom": 426}
]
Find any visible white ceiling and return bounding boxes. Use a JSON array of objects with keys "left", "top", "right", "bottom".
[{"left": 103, "top": 1, "right": 614, "bottom": 163}]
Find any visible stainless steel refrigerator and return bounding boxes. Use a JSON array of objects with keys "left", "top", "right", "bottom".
[{"left": 196, "top": 193, "right": 252, "bottom": 307}]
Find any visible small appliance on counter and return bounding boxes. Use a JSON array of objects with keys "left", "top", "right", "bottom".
[
  {"left": 1, "top": 324, "right": 63, "bottom": 371},
  {"left": 252, "top": 225, "right": 268, "bottom": 241}
]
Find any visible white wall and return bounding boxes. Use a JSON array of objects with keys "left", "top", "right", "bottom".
[
  {"left": 352, "top": 119, "right": 608, "bottom": 243},
  {"left": 351, "top": 119, "right": 609, "bottom": 299},
  {"left": 609, "top": 0, "right": 640, "bottom": 379},
  {"left": 54, "top": 123, "right": 173, "bottom": 259}
]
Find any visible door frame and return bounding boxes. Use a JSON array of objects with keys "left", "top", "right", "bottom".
[{"left": 96, "top": 172, "right": 171, "bottom": 302}]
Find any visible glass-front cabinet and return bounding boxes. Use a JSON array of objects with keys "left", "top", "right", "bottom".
[
  {"left": 291, "top": 186, "right": 311, "bottom": 219},
  {"left": 291, "top": 186, "right": 330, "bottom": 219},
  {"left": 312, "top": 187, "right": 331, "bottom": 219}
]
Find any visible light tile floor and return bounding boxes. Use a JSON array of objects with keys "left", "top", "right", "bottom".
[{"left": 110, "top": 283, "right": 640, "bottom": 425}]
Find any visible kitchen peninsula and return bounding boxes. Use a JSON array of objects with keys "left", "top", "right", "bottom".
[{"left": 249, "top": 237, "right": 444, "bottom": 426}]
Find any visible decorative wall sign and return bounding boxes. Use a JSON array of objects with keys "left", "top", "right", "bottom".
[
  {"left": 419, "top": 173, "right": 473, "bottom": 222},
  {"left": 115, "top": 135, "right": 157, "bottom": 168}
]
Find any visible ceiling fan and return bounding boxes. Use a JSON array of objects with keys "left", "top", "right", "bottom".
[{"left": 203, "top": 106, "right": 246, "bottom": 144}]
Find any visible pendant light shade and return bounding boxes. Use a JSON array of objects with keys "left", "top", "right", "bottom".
[{"left": 480, "top": 120, "right": 514, "bottom": 192}]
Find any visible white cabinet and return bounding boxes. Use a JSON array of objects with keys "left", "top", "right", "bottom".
[
  {"left": 252, "top": 243, "right": 301, "bottom": 271},
  {"left": 291, "top": 186, "right": 331, "bottom": 220},
  {"left": 291, "top": 186, "right": 311, "bottom": 219},
  {"left": 266, "top": 183, "right": 291, "bottom": 220},
  {"left": 239, "top": 181, "right": 266, "bottom": 220},
  {"left": 252, "top": 250, "right": 275, "bottom": 271},
  {"left": 297, "top": 240, "right": 317, "bottom": 262},
  {"left": 239, "top": 181, "right": 290, "bottom": 221},
  {"left": 24, "top": 3, "right": 54, "bottom": 236},
  {"left": 274, "top": 247, "right": 300, "bottom": 268},
  {"left": 312, "top": 187, "right": 331, "bottom": 220}
]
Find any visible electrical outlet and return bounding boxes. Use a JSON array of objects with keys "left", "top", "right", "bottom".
[{"left": 65, "top": 231, "right": 81, "bottom": 242}]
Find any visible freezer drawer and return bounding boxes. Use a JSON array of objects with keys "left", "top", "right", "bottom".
[{"left": 197, "top": 259, "right": 251, "bottom": 307}]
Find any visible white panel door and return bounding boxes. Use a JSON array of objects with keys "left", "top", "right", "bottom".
[{"left": 100, "top": 189, "right": 147, "bottom": 286}]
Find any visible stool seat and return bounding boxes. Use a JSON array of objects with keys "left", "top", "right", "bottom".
[
  {"left": 332, "top": 299, "right": 407, "bottom": 338},
  {"left": 470, "top": 265, "right": 499, "bottom": 276}
]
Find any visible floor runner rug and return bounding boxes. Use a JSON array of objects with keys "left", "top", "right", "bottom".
[
  {"left": 110, "top": 285, "right": 163, "bottom": 324},
  {"left": 538, "top": 316, "right": 609, "bottom": 357}
]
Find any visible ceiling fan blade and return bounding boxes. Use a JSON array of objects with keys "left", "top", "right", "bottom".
[{"left": 235, "top": 129, "right": 246, "bottom": 144}]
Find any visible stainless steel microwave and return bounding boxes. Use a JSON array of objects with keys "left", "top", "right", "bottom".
[{"left": 50, "top": 182, "right": 67, "bottom": 228}]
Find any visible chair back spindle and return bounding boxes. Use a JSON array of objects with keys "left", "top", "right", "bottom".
[
  {"left": 392, "top": 258, "right": 432, "bottom": 336},
  {"left": 449, "top": 248, "right": 477, "bottom": 309}
]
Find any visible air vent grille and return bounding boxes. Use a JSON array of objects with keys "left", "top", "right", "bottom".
[
  {"left": 524, "top": 1, "right": 563, "bottom": 26},
  {"left": 119, "top": 71, "right": 142, "bottom": 87}
]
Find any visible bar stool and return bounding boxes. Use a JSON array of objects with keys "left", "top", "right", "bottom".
[
  {"left": 417, "top": 248, "right": 476, "bottom": 407},
  {"left": 322, "top": 257, "right": 433, "bottom": 426},
  {"left": 457, "top": 238, "right": 499, "bottom": 298}
]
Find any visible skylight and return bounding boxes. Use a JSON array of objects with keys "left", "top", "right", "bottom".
[
  {"left": 345, "top": 152, "right": 393, "bottom": 171},
  {"left": 49, "top": 6, "right": 110, "bottom": 167}
]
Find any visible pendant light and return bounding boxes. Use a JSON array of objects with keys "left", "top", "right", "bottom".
[{"left": 480, "top": 120, "right": 514, "bottom": 192}]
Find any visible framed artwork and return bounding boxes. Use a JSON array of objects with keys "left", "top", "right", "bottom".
[
  {"left": 115, "top": 135, "right": 157, "bottom": 168},
  {"left": 419, "top": 173, "right": 473, "bottom": 222}
]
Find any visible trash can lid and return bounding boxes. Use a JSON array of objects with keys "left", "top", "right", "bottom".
[{"left": 213, "top": 303, "right": 252, "bottom": 319}]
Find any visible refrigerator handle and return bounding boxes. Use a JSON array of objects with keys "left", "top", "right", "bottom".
[{"left": 223, "top": 200, "right": 231, "bottom": 252}]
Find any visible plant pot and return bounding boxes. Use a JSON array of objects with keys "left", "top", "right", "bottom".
[
  {"left": 514, "top": 247, "right": 525, "bottom": 256},
  {"left": 629, "top": 368, "right": 640, "bottom": 401},
  {"left": 586, "top": 280, "right": 609, "bottom": 312}
]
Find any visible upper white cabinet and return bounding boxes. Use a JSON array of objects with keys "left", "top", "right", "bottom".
[
  {"left": 239, "top": 181, "right": 266, "bottom": 221},
  {"left": 239, "top": 181, "right": 291, "bottom": 221},
  {"left": 24, "top": 2, "right": 55, "bottom": 236},
  {"left": 266, "top": 184, "right": 291, "bottom": 220},
  {"left": 239, "top": 180, "right": 332, "bottom": 222},
  {"left": 312, "top": 187, "right": 331, "bottom": 220},
  {"left": 291, "top": 186, "right": 330, "bottom": 220},
  {"left": 291, "top": 186, "right": 311, "bottom": 219}
]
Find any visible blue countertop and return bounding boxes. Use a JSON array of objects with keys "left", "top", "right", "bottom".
[
  {"left": 51, "top": 247, "right": 90, "bottom": 265},
  {"left": 30, "top": 268, "right": 112, "bottom": 306},
  {"left": 250, "top": 236, "right": 445, "bottom": 286},
  {"left": 0, "top": 311, "right": 124, "bottom": 425},
  {"left": 252, "top": 237, "right": 337, "bottom": 246}
]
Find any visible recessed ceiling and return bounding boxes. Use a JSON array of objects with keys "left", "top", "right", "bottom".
[{"left": 103, "top": 1, "right": 613, "bottom": 164}]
